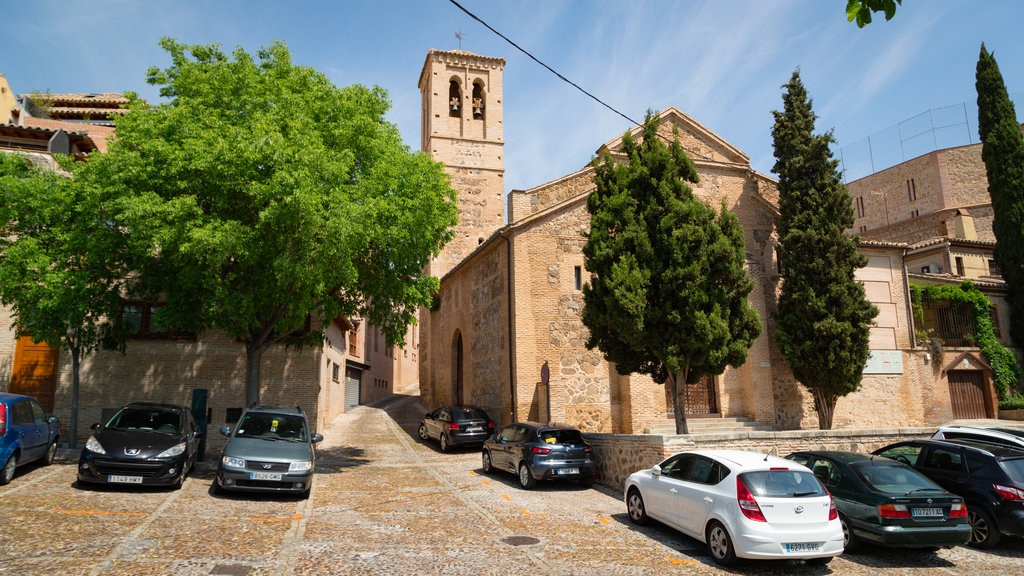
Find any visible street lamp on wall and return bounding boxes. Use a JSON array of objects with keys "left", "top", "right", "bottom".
[{"left": 870, "top": 190, "right": 890, "bottom": 229}]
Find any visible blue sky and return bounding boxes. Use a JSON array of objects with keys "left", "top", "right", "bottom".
[{"left": 3, "top": 0, "right": 1023, "bottom": 192}]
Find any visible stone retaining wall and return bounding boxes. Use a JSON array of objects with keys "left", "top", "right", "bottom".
[{"left": 586, "top": 428, "right": 935, "bottom": 492}]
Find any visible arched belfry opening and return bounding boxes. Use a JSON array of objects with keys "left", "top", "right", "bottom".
[
  {"left": 472, "top": 80, "right": 485, "bottom": 120},
  {"left": 449, "top": 79, "right": 462, "bottom": 118}
]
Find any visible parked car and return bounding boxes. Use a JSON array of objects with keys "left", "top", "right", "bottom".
[
  {"left": 215, "top": 405, "right": 323, "bottom": 498},
  {"left": 418, "top": 406, "right": 495, "bottom": 452},
  {"left": 786, "top": 450, "right": 970, "bottom": 552},
  {"left": 623, "top": 449, "right": 843, "bottom": 567},
  {"left": 933, "top": 425, "right": 1024, "bottom": 450},
  {"left": 77, "top": 402, "right": 201, "bottom": 489},
  {"left": 873, "top": 438, "right": 1024, "bottom": 548},
  {"left": 0, "top": 393, "right": 60, "bottom": 485},
  {"left": 481, "top": 422, "right": 595, "bottom": 489}
]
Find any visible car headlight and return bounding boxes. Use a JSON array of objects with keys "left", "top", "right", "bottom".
[
  {"left": 156, "top": 442, "right": 186, "bottom": 458},
  {"left": 222, "top": 455, "right": 246, "bottom": 469},
  {"left": 288, "top": 460, "right": 313, "bottom": 472},
  {"left": 84, "top": 436, "right": 106, "bottom": 455}
]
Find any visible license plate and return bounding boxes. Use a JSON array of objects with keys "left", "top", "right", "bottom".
[
  {"left": 250, "top": 472, "right": 283, "bottom": 481},
  {"left": 912, "top": 507, "right": 944, "bottom": 517},
  {"left": 467, "top": 426, "right": 483, "bottom": 432},
  {"left": 785, "top": 543, "right": 821, "bottom": 553},
  {"left": 556, "top": 468, "right": 580, "bottom": 475},
  {"left": 108, "top": 475, "right": 143, "bottom": 484}
]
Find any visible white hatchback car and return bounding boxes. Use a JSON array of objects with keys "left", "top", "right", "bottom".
[{"left": 624, "top": 449, "right": 844, "bottom": 566}]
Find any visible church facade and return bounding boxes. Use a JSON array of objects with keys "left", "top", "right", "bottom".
[{"left": 416, "top": 49, "right": 998, "bottom": 433}]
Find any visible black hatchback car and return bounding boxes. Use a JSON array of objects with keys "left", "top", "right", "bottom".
[
  {"left": 873, "top": 438, "right": 1024, "bottom": 548},
  {"left": 481, "top": 422, "right": 596, "bottom": 489},
  {"left": 786, "top": 450, "right": 970, "bottom": 552},
  {"left": 78, "top": 402, "right": 201, "bottom": 489},
  {"left": 418, "top": 406, "right": 495, "bottom": 452}
]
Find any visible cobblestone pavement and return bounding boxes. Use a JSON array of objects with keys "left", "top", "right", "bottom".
[{"left": 3, "top": 387, "right": 1024, "bottom": 575}]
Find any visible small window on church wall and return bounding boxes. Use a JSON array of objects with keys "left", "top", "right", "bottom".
[
  {"left": 449, "top": 80, "right": 462, "bottom": 118},
  {"left": 472, "top": 81, "right": 485, "bottom": 119},
  {"left": 574, "top": 266, "right": 583, "bottom": 291}
]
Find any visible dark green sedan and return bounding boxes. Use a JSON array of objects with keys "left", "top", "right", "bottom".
[{"left": 786, "top": 450, "right": 971, "bottom": 552}]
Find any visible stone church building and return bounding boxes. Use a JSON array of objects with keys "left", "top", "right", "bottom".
[{"left": 416, "top": 48, "right": 1002, "bottom": 434}]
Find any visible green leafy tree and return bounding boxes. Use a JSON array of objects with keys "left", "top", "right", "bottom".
[
  {"left": 977, "top": 44, "right": 1024, "bottom": 352},
  {"left": 81, "top": 38, "right": 458, "bottom": 406},
  {"left": 846, "top": 0, "right": 902, "bottom": 27},
  {"left": 0, "top": 154, "right": 129, "bottom": 447},
  {"left": 582, "top": 112, "right": 761, "bottom": 434},
  {"left": 771, "top": 70, "right": 878, "bottom": 430}
]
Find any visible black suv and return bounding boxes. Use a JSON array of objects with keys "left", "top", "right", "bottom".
[
  {"left": 481, "top": 422, "right": 596, "bottom": 489},
  {"left": 873, "top": 438, "right": 1024, "bottom": 548},
  {"left": 418, "top": 406, "right": 495, "bottom": 452}
]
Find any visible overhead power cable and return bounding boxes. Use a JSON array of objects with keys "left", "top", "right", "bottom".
[{"left": 447, "top": 0, "right": 642, "bottom": 129}]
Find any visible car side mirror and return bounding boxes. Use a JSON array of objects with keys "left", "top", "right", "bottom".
[
  {"left": 48, "top": 415, "right": 59, "bottom": 424},
  {"left": 90, "top": 423, "right": 101, "bottom": 431},
  {"left": 652, "top": 464, "right": 663, "bottom": 477},
  {"left": 219, "top": 426, "right": 232, "bottom": 437},
  {"left": 311, "top": 433, "right": 324, "bottom": 443}
]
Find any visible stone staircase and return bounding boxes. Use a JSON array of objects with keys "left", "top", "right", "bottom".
[{"left": 648, "top": 416, "right": 774, "bottom": 436}]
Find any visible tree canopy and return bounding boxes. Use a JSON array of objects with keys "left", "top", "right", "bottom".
[
  {"left": 78, "top": 38, "right": 459, "bottom": 405},
  {"left": 582, "top": 112, "right": 761, "bottom": 434},
  {"left": 976, "top": 43, "right": 1024, "bottom": 352},
  {"left": 0, "top": 153, "right": 129, "bottom": 446},
  {"left": 771, "top": 70, "right": 878, "bottom": 430},
  {"left": 846, "top": 0, "right": 902, "bottom": 27}
]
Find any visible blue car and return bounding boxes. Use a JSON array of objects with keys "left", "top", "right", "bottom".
[{"left": 0, "top": 393, "right": 61, "bottom": 485}]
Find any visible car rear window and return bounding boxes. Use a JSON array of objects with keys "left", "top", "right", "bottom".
[
  {"left": 538, "top": 429, "right": 584, "bottom": 445},
  {"left": 998, "top": 458, "right": 1024, "bottom": 483},
  {"left": 454, "top": 408, "right": 488, "bottom": 421},
  {"left": 740, "top": 470, "right": 826, "bottom": 497},
  {"left": 852, "top": 462, "right": 940, "bottom": 494}
]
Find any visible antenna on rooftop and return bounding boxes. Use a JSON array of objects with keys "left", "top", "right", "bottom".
[{"left": 455, "top": 29, "right": 465, "bottom": 50}]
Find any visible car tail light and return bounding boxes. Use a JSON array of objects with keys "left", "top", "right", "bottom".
[
  {"left": 531, "top": 446, "right": 551, "bottom": 455},
  {"left": 736, "top": 477, "right": 766, "bottom": 522},
  {"left": 878, "top": 504, "right": 912, "bottom": 519},
  {"left": 583, "top": 446, "right": 593, "bottom": 454},
  {"left": 827, "top": 492, "right": 838, "bottom": 521},
  {"left": 994, "top": 483, "right": 1024, "bottom": 501},
  {"left": 949, "top": 503, "right": 968, "bottom": 518},
  {"left": 447, "top": 423, "right": 461, "bottom": 431},
  {"left": 0, "top": 403, "right": 5, "bottom": 436}
]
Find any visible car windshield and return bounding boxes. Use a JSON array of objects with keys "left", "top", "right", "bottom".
[
  {"left": 538, "top": 429, "right": 584, "bottom": 445},
  {"left": 236, "top": 413, "right": 307, "bottom": 442},
  {"left": 107, "top": 407, "right": 182, "bottom": 434},
  {"left": 740, "top": 470, "right": 825, "bottom": 497},
  {"left": 852, "top": 462, "right": 943, "bottom": 494}
]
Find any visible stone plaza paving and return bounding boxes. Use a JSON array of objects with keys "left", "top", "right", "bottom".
[{"left": 3, "top": 387, "right": 1024, "bottom": 575}]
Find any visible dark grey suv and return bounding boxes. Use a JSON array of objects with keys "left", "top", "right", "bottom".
[
  {"left": 481, "top": 422, "right": 596, "bottom": 489},
  {"left": 215, "top": 405, "right": 323, "bottom": 498}
]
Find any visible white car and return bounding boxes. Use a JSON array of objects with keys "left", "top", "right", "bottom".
[
  {"left": 624, "top": 449, "right": 844, "bottom": 566},
  {"left": 932, "top": 425, "right": 1024, "bottom": 450}
]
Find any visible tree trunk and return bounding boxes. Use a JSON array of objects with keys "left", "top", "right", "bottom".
[
  {"left": 813, "top": 389, "right": 837, "bottom": 430},
  {"left": 668, "top": 372, "right": 690, "bottom": 435},
  {"left": 245, "top": 342, "right": 266, "bottom": 407},
  {"left": 68, "top": 339, "right": 81, "bottom": 448}
]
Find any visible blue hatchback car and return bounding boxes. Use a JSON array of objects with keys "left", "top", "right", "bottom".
[{"left": 0, "top": 393, "right": 61, "bottom": 485}]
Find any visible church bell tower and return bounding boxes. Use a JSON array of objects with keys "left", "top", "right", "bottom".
[{"left": 418, "top": 49, "right": 506, "bottom": 278}]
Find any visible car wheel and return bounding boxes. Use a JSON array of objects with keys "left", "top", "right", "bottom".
[
  {"left": 439, "top": 434, "right": 450, "bottom": 452},
  {"left": 518, "top": 463, "right": 537, "bottom": 489},
  {"left": 840, "top": 514, "right": 861, "bottom": 553},
  {"left": 707, "top": 521, "right": 738, "bottom": 567},
  {"left": 481, "top": 451, "right": 494, "bottom": 474},
  {"left": 418, "top": 423, "right": 429, "bottom": 441},
  {"left": 43, "top": 440, "right": 58, "bottom": 466},
  {"left": 968, "top": 506, "right": 1001, "bottom": 549},
  {"left": 0, "top": 454, "right": 16, "bottom": 485},
  {"left": 578, "top": 475, "right": 595, "bottom": 489},
  {"left": 626, "top": 488, "right": 648, "bottom": 525}
]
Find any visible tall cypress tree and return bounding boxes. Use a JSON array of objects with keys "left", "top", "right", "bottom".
[
  {"left": 582, "top": 112, "right": 761, "bottom": 434},
  {"left": 977, "top": 44, "right": 1024, "bottom": 349},
  {"left": 771, "top": 70, "right": 878, "bottom": 430}
]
